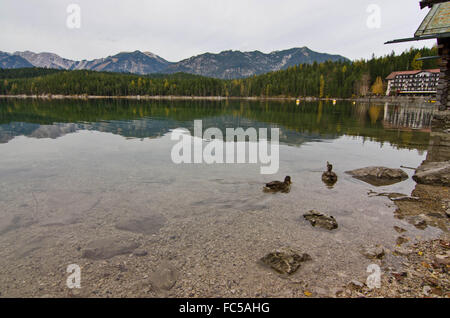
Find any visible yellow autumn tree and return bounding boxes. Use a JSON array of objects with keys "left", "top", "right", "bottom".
[
  {"left": 371, "top": 76, "right": 384, "bottom": 95},
  {"left": 411, "top": 52, "right": 423, "bottom": 70},
  {"left": 369, "top": 106, "right": 382, "bottom": 124},
  {"left": 265, "top": 84, "right": 271, "bottom": 97},
  {"left": 319, "top": 75, "right": 325, "bottom": 98},
  {"left": 129, "top": 80, "right": 135, "bottom": 94}
]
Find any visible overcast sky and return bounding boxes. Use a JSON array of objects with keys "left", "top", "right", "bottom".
[{"left": 0, "top": 0, "right": 437, "bottom": 62}]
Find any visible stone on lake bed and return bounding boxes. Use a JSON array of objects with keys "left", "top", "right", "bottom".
[
  {"left": 149, "top": 261, "right": 179, "bottom": 291},
  {"left": 260, "top": 247, "right": 312, "bottom": 275},
  {"left": 348, "top": 280, "right": 364, "bottom": 290},
  {"left": 394, "top": 246, "right": 413, "bottom": 256},
  {"left": 303, "top": 210, "right": 338, "bottom": 230},
  {"left": 346, "top": 166, "right": 408, "bottom": 186},
  {"left": 361, "top": 245, "right": 385, "bottom": 260},
  {"left": 115, "top": 214, "right": 166, "bottom": 235},
  {"left": 0, "top": 214, "right": 36, "bottom": 236},
  {"left": 396, "top": 236, "right": 409, "bottom": 245},
  {"left": 434, "top": 252, "right": 450, "bottom": 266},
  {"left": 412, "top": 161, "right": 450, "bottom": 186},
  {"left": 81, "top": 238, "right": 140, "bottom": 260},
  {"left": 393, "top": 226, "right": 407, "bottom": 233},
  {"left": 133, "top": 249, "right": 148, "bottom": 257},
  {"left": 423, "top": 286, "right": 432, "bottom": 296},
  {"left": 412, "top": 215, "right": 428, "bottom": 230}
]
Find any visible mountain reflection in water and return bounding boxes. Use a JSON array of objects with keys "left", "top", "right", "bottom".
[{"left": 0, "top": 99, "right": 435, "bottom": 151}]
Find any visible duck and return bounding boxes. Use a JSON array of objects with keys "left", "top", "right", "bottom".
[
  {"left": 264, "top": 176, "right": 292, "bottom": 193},
  {"left": 322, "top": 162, "right": 338, "bottom": 185}
]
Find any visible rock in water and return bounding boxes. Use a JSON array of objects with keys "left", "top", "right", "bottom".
[
  {"left": 133, "top": 249, "right": 148, "bottom": 257},
  {"left": 394, "top": 246, "right": 413, "bottom": 256},
  {"left": 81, "top": 238, "right": 139, "bottom": 260},
  {"left": 260, "top": 248, "right": 312, "bottom": 275},
  {"left": 393, "top": 226, "right": 407, "bottom": 233},
  {"left": 434, "top": 252, "right": 450, "bottom": 266},
  {"left": 361, "top": 245, "right": 385, "bottom": 260},
  {"left": 396, "top": 236, "right": 409, "bottom": 245},
  {"left": 348, "top": 280, "right": 364, "bottom": 290},
  {"left": 412, "top": 161, "right": 450, "bottom": 186},
  {"left": 115, "top": 214, "right": 166, "bottom": 235},
  {"left": 148, "top": 261, "right": 178, "bottom": 291},
  {"left": 303, "top": 210, "right": 338, "bottom": 230},
  {"left": 345, "top": 166, "right": 408, "bottom": 186},
  {"left": 423, "top": 286, "right": 432, "bottom": 296},
  {"left": 0, "top": 214, "right": 36, "bottom": 236}
]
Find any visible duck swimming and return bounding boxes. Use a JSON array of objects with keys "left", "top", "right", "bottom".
[
  {"left": 264, "top": 176, "right": 292, "bottom": 193},
  {"left": 322, "top": 162, "right": 338, "bottom": 186}
]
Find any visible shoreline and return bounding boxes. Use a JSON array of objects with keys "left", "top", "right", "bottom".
[{"left": 0, "top": 94, "right": 437, "bottom": 105}]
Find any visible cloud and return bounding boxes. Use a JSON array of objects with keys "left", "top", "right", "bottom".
[{"left": 0, "top": 0, "right": 437, "bottom": 62}]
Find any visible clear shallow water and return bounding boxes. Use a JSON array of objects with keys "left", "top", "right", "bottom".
[{"left": 0, "top": 99, "right": 442, "bottom": 297}]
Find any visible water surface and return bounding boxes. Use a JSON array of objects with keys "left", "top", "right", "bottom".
[{"left": 0, "top": 99, "right": 441, "bottom": 297}]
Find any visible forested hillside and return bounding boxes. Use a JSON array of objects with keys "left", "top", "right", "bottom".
[{"left": 0, "top": 47, "right": 438, "bottom": 98}]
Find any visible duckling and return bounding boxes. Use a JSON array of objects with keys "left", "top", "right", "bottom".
[
  {"left": 264, "top": 176, "right": 292, "bottom": 193},
  {"left": 322, "top": 162, "right": 338, "bottom": 186}
]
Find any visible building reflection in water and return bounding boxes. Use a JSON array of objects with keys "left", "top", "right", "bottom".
[{"left": 383, "top": 102, "right": 435, "bottom": 132}]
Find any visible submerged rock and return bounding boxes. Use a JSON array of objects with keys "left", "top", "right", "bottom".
[
  {"left": 412, "top": 215, "right": 428, "bottom": 230},
  {"left": 393, "top": 226, "right": 407, "bottom": 233},
  {"left": 423, "top": 285, "right": 432, "bottom": 296},
  {"left": 413, "top": 161, "right": 450, "bottom": 186},
  {"left": 260, "top": 248, "right": 312, "bottom": 275},
  {"left": 81, "top": 238, "right": 139, "bottom": 260},
  {"left": 149, "top": 261, "right": 178, "bottom": 291},
  {"left": 41, "top": 214, "right": 81, "bottom": 227},
  {"left": 0, "top": 215, "right": 36, "bottom": 236},
  {"left": 394, "top": 246, "right": 413, "bottom": 256},
  {"left": 115, "top": 214, "right": 166, "bottom": 235},
  {"left": 434, "top": 252, "right": 450, "bottom": 266},
  {"left": 133, "top": 249, "right": 148, "bottom": 257},
  {"left": 361, "top": 245, "right": 385, "bottom": 260},
  {"left": 348, "top": 280, "right": 364, "bottom": 290},
  {"left": 396, "top": 236, "right": 409, "bottom": 245},
  {"left": 346, "top": 166, "right": 408, "bottom": 186},
  {"left": 303, "top": 210, "right": 338, "bottom": 230}
]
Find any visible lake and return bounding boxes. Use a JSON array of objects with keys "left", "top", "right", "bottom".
[{"left": 0, "top": 98, "right": 442, "bottom": 297}]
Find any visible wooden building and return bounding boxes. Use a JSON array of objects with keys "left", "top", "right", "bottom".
[{"left": 386, "top": 1, "right": 450, "bottom": 110}]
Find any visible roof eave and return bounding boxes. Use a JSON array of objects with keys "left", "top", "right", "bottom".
[{"left": 385, "top": 32, "right": 450, "bottom": 44}]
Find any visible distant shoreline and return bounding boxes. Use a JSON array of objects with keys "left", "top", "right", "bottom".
[{"left": 0, "top": 94, "right": 437, "bottom": 105}]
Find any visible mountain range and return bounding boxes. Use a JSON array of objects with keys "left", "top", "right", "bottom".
[{"left": 0, "top": 47, "right": 349, "bottom": 79}]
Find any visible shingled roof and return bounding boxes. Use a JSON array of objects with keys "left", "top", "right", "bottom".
[
  {"left": 386, "top": 1, "right": 450, "bottom": 43},
  {"left": 415, "top": 2, "right": 450, "bottom": 38}
]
